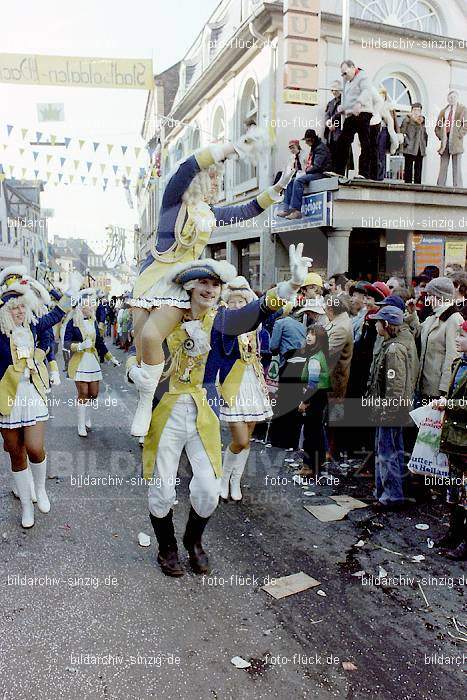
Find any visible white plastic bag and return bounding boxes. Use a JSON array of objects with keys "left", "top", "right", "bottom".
[{"left": 408, "top": 405, "right": 449, "bottom": 478}]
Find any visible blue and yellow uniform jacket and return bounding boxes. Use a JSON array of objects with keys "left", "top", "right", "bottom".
[
  {"left": 0, "top": 300, "right": 70, "bottom": 416},
  {"left": 133, "top": 148, "right": 280, "bottom": 299},
  {"left": 137, "top": 289, "right": 285, "bottom": 479},
  {"left": 64, "top": 318, "right": 111, "bottom": 379}
]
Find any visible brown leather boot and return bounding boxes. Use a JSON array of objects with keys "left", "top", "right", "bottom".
[
  {"left": 149, "top": 511, "right": 184, "bottom": 577},
  {"left": 183, "top": 507, "right": 211, "bottom": 574}
]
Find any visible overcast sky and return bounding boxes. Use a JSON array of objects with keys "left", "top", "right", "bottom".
[{"left": 0, "top": 0, "right": 219, "bottom": 257}]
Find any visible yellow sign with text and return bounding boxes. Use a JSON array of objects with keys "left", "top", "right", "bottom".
[{"left": 0, "top": 53, "right": 154, "bottom": 90}]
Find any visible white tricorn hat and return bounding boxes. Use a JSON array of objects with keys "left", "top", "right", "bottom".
[
  {"left": 222, "top": 276, "right": 257, "bottom": 304},
  {"left": 172, "top": 259, "right": 237, "bottom": 288},
  {"left": 23, "top": 276, "right": 51, "bottom": 306},
  {"left": 0, "top": 265, "right": 28, "bottom": 288}
]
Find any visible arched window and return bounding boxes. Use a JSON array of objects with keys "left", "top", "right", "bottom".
[
  {"left": 212, "top": 106, "right": 225, "bottom": 142},
  {"left": 381, "top": 76, "right": 413, "bottom": 114},
  {"left": 236, "top": 79, "right": 258, "bottom": 188},
  {"left": 175, "top": 140, "right": 184, "bottom": 163},
  {"left": 351, "top": 0, "right": 442, "bottom": 33},
  {"left": 191, "top": 125, "right": 200, "bottom": 150}
]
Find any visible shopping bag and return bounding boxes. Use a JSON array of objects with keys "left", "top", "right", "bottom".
[{"left": 407, "top": 405, "right": 449, "bottom": 478}]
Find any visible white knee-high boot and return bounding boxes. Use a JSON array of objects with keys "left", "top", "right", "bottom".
[
  {"left": 11, "top": 467, "right": 37, "bottom": 503},
  {"left": 12, "top": 469, "right": 35, "bottom": 528},
  {"left": 85, "top": 401, "right": 92, "bottom": 429},
  {"left": 131, "top": 361, "right": 164, "bottom": 437},
  {"left": 30, "top": 457, "right": 50, "bottom": 514},
  {"left": 220, "top": 446, "right": 236, "bottom": 500},
  {"left": 229, "top": 448, "right": 250, "bottom": 502},
  {"left": 77, "top": 403, "right": 87, "bottom": 437}
]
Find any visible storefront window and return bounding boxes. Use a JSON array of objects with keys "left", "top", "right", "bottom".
[
  {"left": 209, "top": 243, "right": 226, "bottom": 261},
  {"left": 239, "top": 239, "right": 260, "bottom": 291}
]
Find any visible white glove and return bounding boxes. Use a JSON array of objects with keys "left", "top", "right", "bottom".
[
  {"left": 233, "top": 126, "right": 268, "bottom": 165},
  {"left": 128, "top": 365, "right": 151, "bottom": 391},
  {"left": 110, "top": 356, "right": 120, "bottom": 366},
  {"left": 276, "top": 243, "right": 313, "bottom": 302},
  {"left": 274, "top": 166, "right": 295, "bottom": 191},
  {"left": 49, "top": 370, "right": 61, "bottom": 386},
  {"left": 65, "top": 271, "right": 84, "bottom": 297},
  {"left": 78, "top": 338, "right": 93, "bottom": 351}
]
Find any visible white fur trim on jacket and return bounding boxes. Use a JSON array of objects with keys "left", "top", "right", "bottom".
[{"left": 0, "top": 265, "right": 27, "bottom": 287}]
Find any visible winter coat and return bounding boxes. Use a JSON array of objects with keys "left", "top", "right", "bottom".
[
  {"left": 409, "top": 303, "right": 463, "bottom": 396},
  {"left": 400, "top": 116, "right": 428, "bottom": 156},
  {"left": 435, "top": 103, "right": 467, "bottom": 155},
  {"left": 326, "top": 312, "right": 354, "bottom": 400},
  {"left": 305, "top": 138, "right": 332, "bottom": 175},
  {"left": 341, "top": 69, "right": 373, "bottom": 114},
  {"left": 440, "top": 356, "right": 467, "bottom": 457},
  {"left": 365, "top": 334, "right": 414, "bottom": 426},
  {"left": 324, "top": 96, "right": 342, "bottom": 144}
]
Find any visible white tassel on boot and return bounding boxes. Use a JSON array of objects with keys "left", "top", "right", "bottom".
[
  {"left": 77, "top": 402, "right": 87, "bottom": 437},
  {"left": 229, "top": 448, "right": 250, "bottom": 502},
  {"left": 12, "top": 469, "right": 35, "bottom": 528},
  {"left": 220, "top": 446, "right": 236, "bottom": 500},
  {"left": 30, "top": 457, "right": 50, "bottom": 514},
  {"left": 11, "top": 467, "right": 37, "bottom": 503},
  {"left": 131, "top": 361, "right": 164, "bottom": 437}
]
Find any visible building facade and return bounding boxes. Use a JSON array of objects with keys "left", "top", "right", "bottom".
[
  {"left": 138, "top": 0, "right": 467, "bottom": 285},
  {"left": 0, "top": 179, "right": 49, "bottom": 274}
]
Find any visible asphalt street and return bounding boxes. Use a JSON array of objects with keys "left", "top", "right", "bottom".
[{"left": 0, "top": 346, "right": 465, "bottom": 700}]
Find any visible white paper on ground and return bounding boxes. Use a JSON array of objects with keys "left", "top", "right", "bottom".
[
  {"left": 262, "top": 571, "right": 320, "bottom": 599},
  {"left": 303, "top": 503, "right": 351, "bottom": 521},
  {"left": 231, "top": 656, "right": 251, "bottom": 669},
  {"left": 330, "top": 495, "right": 368, "bottom": 510}
]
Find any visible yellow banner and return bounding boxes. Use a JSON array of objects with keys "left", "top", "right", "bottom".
[{"left": 0, "top": 53, "right": 154, "bottom": 90}]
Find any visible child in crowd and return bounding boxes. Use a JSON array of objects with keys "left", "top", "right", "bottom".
[{"left": 298, "top": 326, "right": 332, "bottom": 477}]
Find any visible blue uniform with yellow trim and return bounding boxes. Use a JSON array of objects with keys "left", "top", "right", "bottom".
[
  {"left": 133, "top": 149, "right": 280, "bottom": 301},
  {"left": 64, "top": 318, "right": 111, "bottom": 379},
  {"left": 139, "top": 289, "right": 285, "bottom": 480}
]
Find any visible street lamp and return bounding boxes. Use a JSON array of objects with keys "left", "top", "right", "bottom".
[{"left": 342, "top": 0, "right": 350, "bottom": 61}]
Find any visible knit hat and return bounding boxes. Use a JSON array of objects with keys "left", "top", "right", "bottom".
[{"left": 425, "top": 276, "right": 454, "bottom": 302}]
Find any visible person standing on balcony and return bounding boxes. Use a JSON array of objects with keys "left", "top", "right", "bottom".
[
  {"left": 435, "top": 90, "right": 467, "bottom": 188},
  {"left": 281, "top": 130, "right": 332, "bottom": 220},
  {"left": 400, "top": 103, "right": 428, "bottom": 184},
  {"left": 334, "top": 60, "right": 373, "bottom": 179},
  {"left": 324, "top": 80, "right": 342, "bottom": 171}
]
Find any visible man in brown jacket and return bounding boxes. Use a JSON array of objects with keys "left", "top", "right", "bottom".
[
  {"left": 435, "top": 90, "right": 467, "bottom": 188},
  {"left": 325, "top": 296, "right": 353, "bottom": 459}
]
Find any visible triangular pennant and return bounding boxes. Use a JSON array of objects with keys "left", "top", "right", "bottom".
[
  {"left": 125, "top": 166, "right": 131, "bottom": 176},
  {"left": 121, "top": 145, "right": 127, "bottom": 156},
  {"left": 74, "top": 160, "right": 79, "bottom": 170},
  {"left": 6, "top": 125, "right": 14, "bottom": 136},
  {"left": 134, "top": 147, "right": 141, "bottom": 159},
  {"left": 21, "top": 128, "right": 28, "bottom": 140},
  {"left": 19, "top": 148, "right": 25, "bottom": 156},
  {"left": 81, "top": 176, "right": 86, "bottom": 184},
  {"left": 64, "top": 137, "right": 71, "bottom": 148},
  {"left": 21, "top": 167, "right": 27, "bottom": 178},
  {"left": 60, "top": 157, "right": 66, "bottom": 167},
  {"left": 93, "top": 142, "right": 100, "bottom": 152},
  {"left": 46, "top": 154, "right": 53, "bottom": 164},
  {"left": 33, "top": 151, "right": 39, "bottom": 160},
  {"left": 115, "top": 179, "right": 120, "bottom": 186},
  {"left": 100, "top": 164, "right": 106, "bottom": 174},
  {"left": 8, "top": 165, "right": 14, "bottom": 175},
  {"left": 50, "top": 134, "right": 57, "bottom": 145},
  {"left": 92, "top": 177, "right": 97, "bottom": 186},
  {"left": 36, "top": 131, "right": 42, "bottom": 142},
  {"left": 112, "top": 165, "right": 118, "bottom": 175},
  {"left": 103, "top": 178, "right": 108, "bottom": 186},
  {"left": 34, "top": 170, "right": 39, "bottom": 179},
  {"left": 107, "top": 144, "right": 113, "bottom": 155},
  {"left": 1, "top": 144, "right": 7, "bottom": 151},
  {"left": 58, "top": 173, "right": 63, "bottom": 182},
  {"left": 79, "top": 139, "right": 85, "bottom": 149},
  {"left": 86, "top": 162, "right": 92, "bottom": 172},
  {"left": 69, "top": 174, "right": 74, "bottom": 183},
  {"left": 46, "top": 171, "right": 51, "bottom": 180}
]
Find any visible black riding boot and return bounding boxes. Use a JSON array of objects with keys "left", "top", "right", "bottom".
[
  {"left": 183, "top": 507, "right": 211, "bottom": 574},
  {"left": 435, "top": 505, "right": 465, "bottom": 550},
  {"left": 149, "top": 510, "right": 184, "bottom": 577},
  {"left": 446, "top": 519, "right": 467, "bottom": 561}
]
